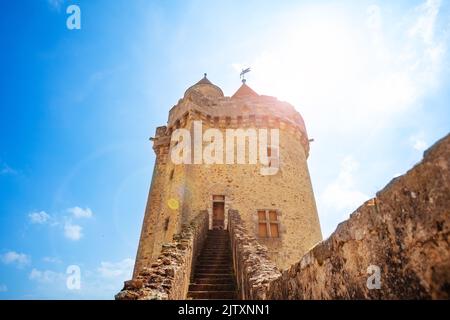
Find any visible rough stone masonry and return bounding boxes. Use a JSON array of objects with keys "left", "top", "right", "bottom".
[{"left": 263, "top": 133, "right": 450, "bottom": 299}]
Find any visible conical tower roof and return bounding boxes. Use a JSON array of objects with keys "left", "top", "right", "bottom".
[
  {"left": 231, "top": 81, "right": 259, "bottom": 99},
  {"left": 184, "top": 73, "right": 224, "bottom": 98}
]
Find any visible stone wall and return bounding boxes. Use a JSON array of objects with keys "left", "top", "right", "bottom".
[
  {"left": 228, "top": 209, "right": 281, "bottom": 299},
  {"left": 264, "top": 134, "right": 450, "bottom": 299},
  {"left": 116, "top": 211, "right": 209, "bottom": 300}
]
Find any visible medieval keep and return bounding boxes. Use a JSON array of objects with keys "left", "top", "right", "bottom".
[
  {"left": 134, "top": 75, "right": 322, "bottom": 273},
  {"left": 129, "top": 74, "right": 323, "bottom": 299}
]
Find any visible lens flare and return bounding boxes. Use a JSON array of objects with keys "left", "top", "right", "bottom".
[{"left": 167, "top": 198, "right": 179, "bottom": 210}]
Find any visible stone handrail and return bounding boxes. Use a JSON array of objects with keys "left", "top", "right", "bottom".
[
  {"left": 228, "top": 209, "right": 281, "bottom": 299},
  {"left": 115, "top": 210, "right": 209, "bottom": 300}
]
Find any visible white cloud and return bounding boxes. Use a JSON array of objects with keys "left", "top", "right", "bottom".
[
  {"left": 29, "top": 268, "right": 65, "bottom": 284},
  {"left": 43, "top": 257, "right": 62, "bottom": 264},
  {"left": 47, "top": 0, "right": 64, "bottom": 11},
  {"left": 366, "top": 5, "right": 382, "bottom": 30},
  {"left": 0, "top": 284, "right": 7, "bottom": 292},
  {"left": 97, "top": 258, "right": 134, "bottom": 278},
  {"left": 321, "top": 156, "right": 369, "bottom": 212},
  {"left": 64, "top": 222, "right": 83, "bottom": 241},
  {"left": 0, "top": 161, "right": 17, "bottom": 175},
  {"left": 28, "top": 211, "right": 51, "bottom": 224},
  {"left": 409, "top": 0, "right": 441, "bottom": 44},
  {"left": 0, "top": 251, "right": 31, "bottom": 268},
  {"left": 231, "top": 63, "right": 242, "bottom": 73},
  {"left": 413, "top": 138, "right": 428, "bottom": 151},
  {"left": 242, "top": 1, "right": 447, "bottom": 136},
  {"left": 68, "top": 207, "right": 93, "bottom": 219},
  {"left": 410, "top": 132, "right": 429, "bottom": 151},
  {"left": 26, "top": 207, "right": 92, "bottom": 240}
]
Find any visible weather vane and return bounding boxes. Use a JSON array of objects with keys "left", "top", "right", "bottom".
[{"left": 240, "top": 67, "right": 251, "bottom": 83}]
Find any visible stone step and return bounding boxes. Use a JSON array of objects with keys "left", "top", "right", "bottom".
[
  {"left": 198, "top": 255, "right": 230, "bottom": 259},
  {"left": 195, "top": 259, "right": 232, "bottom": 266},
  {"left": 196, "top": 258, "right": 230, "bottom": 262},
  {"left": 188, "top": 283, "right": 235, "bottom": 291},
  {"left": 203, "top": 243, "right": 229, "bottom": 245},
  {"left": 203, "top": 241, "right": 230, "bottom": 248},
  {"left": 195, "top": 264, "right": 232, "bottom": 269},
  {"left": 187, "top": 291, "right": 236, "bottom": 300},
  {"left": 195, "top": 264, "right": 233, "bottom": 271},
  {"left": 201, "top": 252, "right": 230, "bottom": 255},
  {"left": 197, "top": 258, "right": 230, "bottom": 261},
  {"left": 198, "top": 254, "right": 231, "bottom": 258},
  {"left": 188, "top": 231, "right": 238, "bottom": 300},
  {"left": 202, "top": 245, "right": 230, "bottom": 247},
  {"left": 194, "top": 273, "right": 234, "bottom": 279},
  {"left": 193, "top": 278, "right": 235, "bottom": 284},
  {"left": 200, "top": 251, "right": 231, "bottom": 254},
  {"left": 196, "top": 261, "right": 231, "bottom": 264},
  {"left": 203, "top": 240, "right": 230, "bottom": 248},
  {"left": 195, "top": 272, "right": 233, "bottom": 277},
  {"left": 195, "top": 268, "right": 232, "bottom": 274},
  {"left": 195, "top": 263, "right": 232, "bottom": 268},
  {"left": 202, "top": 246, "right": 229, "bottom": 248},
  {"left": 197, "top": 258, "right": 230, "bottom": 262},
  {"left": 202, "top": 243, "right": 230, "bottom": 246}
]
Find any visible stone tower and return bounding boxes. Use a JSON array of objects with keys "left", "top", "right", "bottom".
[{"left": 133, "top": 75, "right": 322, "bottom": 276}]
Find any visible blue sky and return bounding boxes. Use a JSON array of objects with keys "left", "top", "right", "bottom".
[{"left": 0, "top": 0, "right": 449, "bottom": 299}]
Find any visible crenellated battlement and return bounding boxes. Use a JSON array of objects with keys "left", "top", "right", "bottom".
[{"left": 152, "top": 96, "right": 310, "bottom": 162}]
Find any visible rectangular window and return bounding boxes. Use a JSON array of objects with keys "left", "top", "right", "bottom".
[
  {"left": 268, "top": 210, "right": 277, "bottom": 221},
  {"left": 270, "top": 223, "right": 279, "bottom": 237},
  {"left": 257, "top": 210, "right": 280, "bottom": 238},
  {"left": 258, "top": 223, "right": 268, "bottom": 237},
  {"left": 257, "top": 210, "right": 266, "bottom": 221}
]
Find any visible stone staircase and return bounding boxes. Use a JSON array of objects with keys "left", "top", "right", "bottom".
[{"left": 187, "top": 230, "right": 237, "bottom": 299}]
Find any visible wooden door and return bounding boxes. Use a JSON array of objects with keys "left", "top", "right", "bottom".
[{"left": 212, "top": 202, "right": 225, "bottom": 229}]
